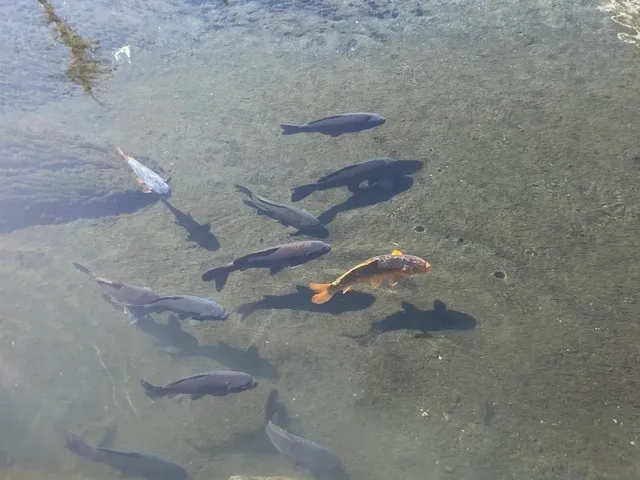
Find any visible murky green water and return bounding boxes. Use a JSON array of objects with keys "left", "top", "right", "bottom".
[{"left": 1, "top": 0, "right": 639, "bottom": 479}]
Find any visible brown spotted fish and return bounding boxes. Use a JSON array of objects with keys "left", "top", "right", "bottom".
[{"left": 309, "top": 249, "right": 431, "bottom": 304}]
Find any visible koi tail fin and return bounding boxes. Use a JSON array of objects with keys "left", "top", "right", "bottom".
[
  {"left": 291, "top": 183, "right": 317, "bottom": 202},
  {"left": 201, "top": 264, "right": 233, "bottom": 292},
  {"left": 309, "top": 283, "right": 334, "bottom": 304},
  {"left": 140, "top": 378, "right": 166, "bottom": 399},
  {"left": 280, "top": 124, "right": 302, "bottom": 135}
]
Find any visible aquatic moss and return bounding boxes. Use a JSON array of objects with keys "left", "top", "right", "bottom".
[{"left": 37, "top": 0, "right": 107, "bottom": 104}]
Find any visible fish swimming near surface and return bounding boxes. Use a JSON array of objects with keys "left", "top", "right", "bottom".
[
  {"left": 72, "top": 262, "right": 160, "bottom": 308},
  {"left": 309, "top": 249, "right": 431, "bottom": 304},
  {"left": 291, "top": 158, "right": 423, "bottom": 202},
  {"left": 202, "top": 240, "right": 331, "bottom": 292},
  {"left": 117, "top": 147, "right": 171, "bottom": 197},
  {"left": 265, "top": 390, "right": 345, "bottom": 477},
  {"left": 140, "top": 370, "right": 258, "bottom": 400},
  {"left": 65, "top": 433, "right": 188, "bottom": 480},
  {"left": 280, "top": 112, "right": 385, "bottom": 137},
  {"left": 234, "top": 184, "right": 322, "bottom": 232},
  {"left": 129, "top": 295, "right": 229, "bottom": 325}
]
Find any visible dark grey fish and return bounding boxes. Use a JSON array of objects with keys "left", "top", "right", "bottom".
[
  {"left": 129, "top": 295, "right": 229, "bottom": 325},
  {"left": 201, "top": 240, "right": 331, "bottom": 291},
  {"left": 72, "top": 262, "right": 160, "bottom": 307},
  {"left": 265, "top": 407, "right": 344, "bottom": 477},
  {"left": 65, "top": 433, "right": 188, "bottom": 480},
  {"left": 140, "top": 370, "right": 258, "bottom": 400},
  {"left": 234, "top": 184, "right": 321, "bottom": 231},
  {"left": 291, "top": 158, "right": 423, "bottom": 202},
  {"left": 280, "top": 112, "right": 385, "bottom": 137}
]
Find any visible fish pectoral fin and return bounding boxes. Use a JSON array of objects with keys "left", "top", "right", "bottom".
[
  {"left": 388, "top": 272, "right": 404, "bottom": 286},
  {"left": 391, "top": 249, "right": 403, "bottom": 255},
  {"left": 369, "top": 275, "right": 384, "bottom": 288},
  {"left": 135, "top": 177, "right": 145, "bottom": 184},
  {"left": 342, "top": 286, "right": 353, "bottom": 293},
  {"left": 269, "top": 266, "right": 285, "bottom": 275}
]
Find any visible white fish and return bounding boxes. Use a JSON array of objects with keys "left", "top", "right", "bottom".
[{"left": 117, "top": 147, "right": 171, "bottom": 197}]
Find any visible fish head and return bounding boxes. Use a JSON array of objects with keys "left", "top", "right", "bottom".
[
  {"left": 370, "top": 113, "right": 386, "bottom": 126},
  {"left": 314, "top": 242, "right": 332, "bottom": 256},
  {"left": 227, "top": 374, "right": 259, "bottom": 393},
  {"left": 402, "top": 255, "right": 432, "bottom": 274},
  {"left": 158, "top": 186, "right": 172, "bottom": 199},
  {"left": 301, "top": 241, "right": 332, "bottom": 259}
]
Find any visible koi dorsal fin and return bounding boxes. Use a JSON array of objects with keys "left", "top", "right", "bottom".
[{"left": 391, "top": 249, "right": 403, "bottom": 255}]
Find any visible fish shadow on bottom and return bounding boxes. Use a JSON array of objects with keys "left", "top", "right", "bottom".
[
  {"left": 189, "top": 389, "right": 298, "bottom": 458},
  {"left": 0, "top": 189, "right": 159, "bottom": 235},
  {"left": 288, "top": 224, "right": 330, "bottom": 239},
  {"left": 235, "top": 285, "right": 376, "bottom": 319},
  {"left": 161, "top": 199, "right": 220, "bottom": 251},
  {"left": 344, "top": 300, "right": 478, "bottom": 345},
  {"left": 317, "top": 175, "right": 415, "bottom": 225},
  {"left": 134, "top": 314, "right": 200, "bottom": 351},
  {"left": 134, "top": 315, "right": 279, "bottom": 380}
]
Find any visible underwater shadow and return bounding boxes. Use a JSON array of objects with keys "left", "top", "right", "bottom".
[
  {"left": 289, "top": 224, "right": 330, "bottom": 239},
  {"left": 344, "top": 300, "right": 477, "bottom": 345},
  {"left": 133, "top": 313, "right": 278, "bottom": 379},
  {"left": 134, "top": 314, "right": 200, "bottom": 352},
  {"left": 191, "top": 389, "right": 297, "bottom": 457},
  {"left": 317, "top": 175, "right": 414, "bottom": 225},
  {"left": 0, "top": 190, "right": 158, "bottom": 235},
  {"left": 167, "top": 339, "right": 280, "bottom": 380},
  {"left": 236, "top": 285, "right": 375, "bottom": 319},
  {"left": 161, "top": 199, "right": 220, "bottom": 251}
]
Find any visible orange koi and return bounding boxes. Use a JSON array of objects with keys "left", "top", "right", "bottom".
[{"left": 309, "top": 249, "right": 431, "bottom": 304}]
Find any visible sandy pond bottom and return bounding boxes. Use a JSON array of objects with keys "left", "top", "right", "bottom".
[{"left": 1, "top": 1, "right": 640, "bottom": 480}]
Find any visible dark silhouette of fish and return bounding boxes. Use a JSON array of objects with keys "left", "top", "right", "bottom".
[
  {"left": 234, "top": 184, "right": 323, "bottom": 232},
  {"left": 140, "top": 370, "right": 258, "bottom": 400},
  {"left": 135, "top": 314, "right": 200, "bottom": 352},
  {"left": 265, "top": 391, "right": 345, "bottom": 478},
  {"left": 129, "top": 295, "right": 228, "bottom": 325},
  {"left": 72, "top": 262, "right": 160, "bottom": 308},
  {"left": 161, "top": 199, "right": 219, "bottom": 251},
  {"left": 65, "top": 433, "right": 188, "bottom": 480},
  {"left": 235, "top": 285, "right": 375, "bottom": 319},
  {"left": 280, "top": 112, "right": 385, "bottom": 137},
  {"left": 201, "top": 240, "right": 331, "bottom": 292},
  {"left": 291, "top": 158, "right": 422, "bottom": 202}
]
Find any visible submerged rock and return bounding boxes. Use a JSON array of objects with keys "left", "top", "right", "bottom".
[{"left": 0, "top": 129, "right": 158, "bottom": 234}]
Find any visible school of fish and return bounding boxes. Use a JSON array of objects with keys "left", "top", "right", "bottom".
[{"left": 65, "top": 112, "right": 431, "bottom": 479}]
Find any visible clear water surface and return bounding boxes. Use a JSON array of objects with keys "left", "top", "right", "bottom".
[{"left": 0, "top": 0, "right": 639, "bottom": 479}]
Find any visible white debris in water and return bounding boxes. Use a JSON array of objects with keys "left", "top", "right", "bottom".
[{"left": 114, "top": 45, "right": 131, "bottom": 64}]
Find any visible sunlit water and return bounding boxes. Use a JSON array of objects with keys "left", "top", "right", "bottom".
[{"left": 0, "top": 1, "right": 639, "bottom": 479}]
